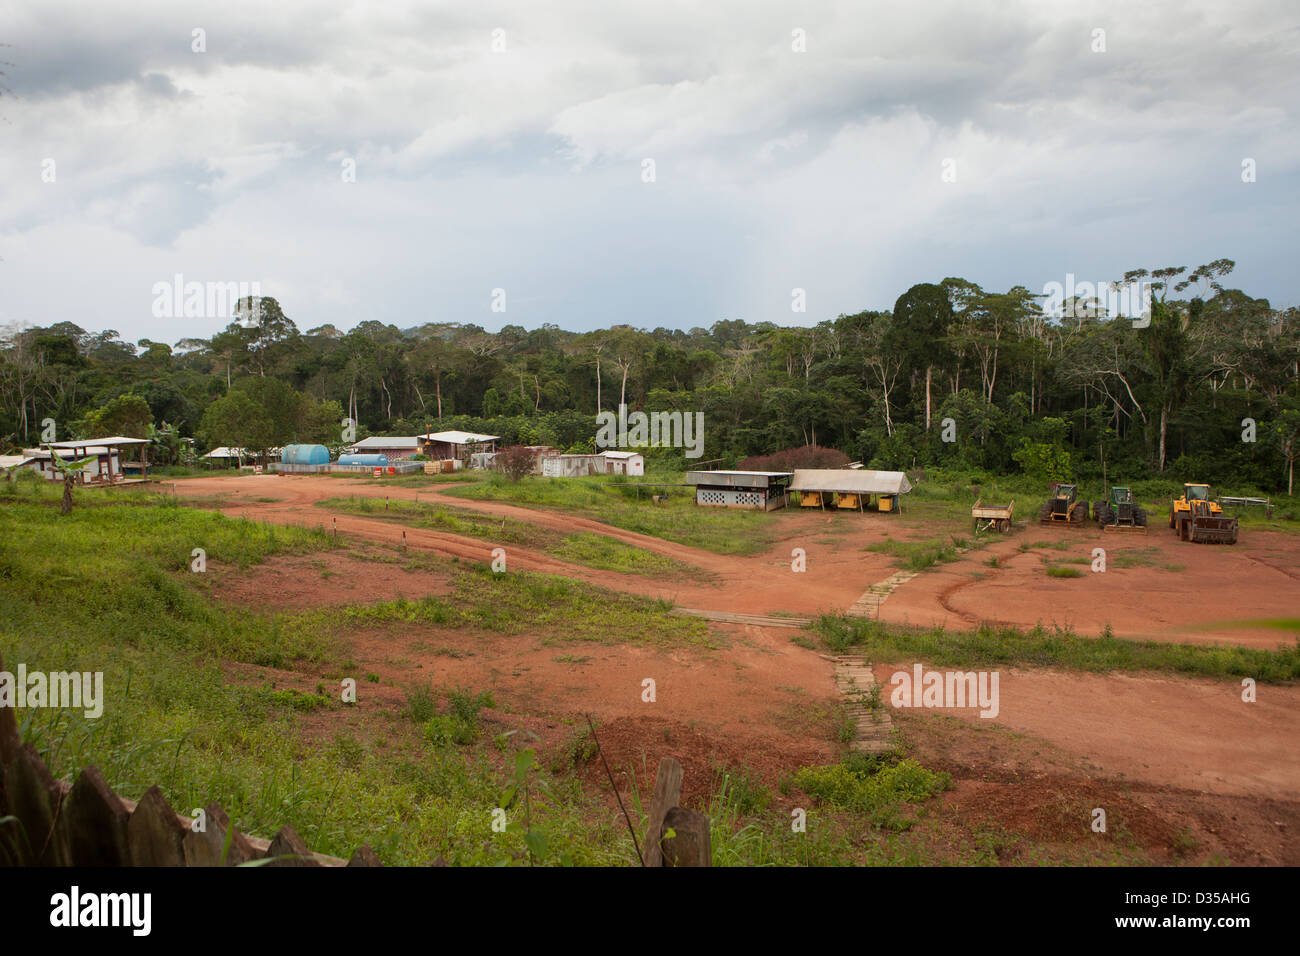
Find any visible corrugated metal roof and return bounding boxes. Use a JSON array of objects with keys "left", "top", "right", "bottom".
[
  {"left": 352, "top": 436, "right": 421, "bottom": 449},
  {"left": 600, "top": 450, "right": 643, "bottom": 459},
  {"left": 419, "top": 430, "right": 499, "bottom": 444},
  {"left": 789, "top": 469, "right": 912, "bottom": 495},
  {"left": 685, "top": 470, "right": 792, "bottom": 489},
  {"left": 0, "top": 454, "right": 39, "bottom": 469},
  {"left": 47, "top": 436, "right": 150, "bottom": 447}
]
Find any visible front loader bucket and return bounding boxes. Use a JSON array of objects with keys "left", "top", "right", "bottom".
[{"left": 1190, "top": 515, "right": 1238, "bottom": 544}]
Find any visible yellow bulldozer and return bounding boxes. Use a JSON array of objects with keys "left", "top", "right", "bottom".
[{"left": 1170, "top": 483, "right": 1239, "bottom": 544}]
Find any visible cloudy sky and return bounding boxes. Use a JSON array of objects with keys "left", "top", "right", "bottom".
[{"left": 2, "top": 0, "right": 1298, "bottom": 345}]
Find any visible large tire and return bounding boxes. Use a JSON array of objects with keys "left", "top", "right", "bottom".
[
  {"left": 1092, "top": 501, "right": 1105, "bottom": 523},
  {"left": 1070, "top": 502, "right": 1086, "bottom": 523},
  {"left": 1134, "top": 507, "right": 1147, "bottom": 527},
  {"left": 1095, "top": 504, "right": 1112, "bottom": 528},
  {"left": 1039, "top": 503, "right": 1052, "bottom": 522},
  {"left": 1169, "top": 506, "right": 1176, "bottom": 529}
]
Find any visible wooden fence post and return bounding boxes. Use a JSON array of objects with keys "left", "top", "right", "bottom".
[
  {"left": 58, "top": 766, "right": 131, "bottom": 865},
  {"left": 660, "top": 806, "right": 711, "bottom": 867},
  {"left": 128, "top": 785, "right": 188, "bottom": 866},
  {"left": 642, "top": 757, "right": 683, "bottom": 868}
]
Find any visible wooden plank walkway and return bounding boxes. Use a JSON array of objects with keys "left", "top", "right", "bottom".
[
  {"left": 672, "top": 608, "right": 811, "bottom": 629},
  {"left": 846, "top": 569, "right": 917, "bottom": 617},
  {"left": 830, "top": 654, "right": 893, "bottom": 754}
]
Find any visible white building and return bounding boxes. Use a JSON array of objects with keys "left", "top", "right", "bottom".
[
  {"left": 600, "top": 451, "right": 645, "bottom": 476},
  {"left": 541, "top": 450, "right": 645, "bottom": 478},
  {"left": 28, "top": 437, "right": 152, "bottom": 483}
]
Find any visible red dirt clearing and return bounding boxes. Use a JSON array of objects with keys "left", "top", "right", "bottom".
[
  {"left": 171, "top": 474, "right": 1300, "bottom": 647},
  {"left": 167, "top": 473, "right": 1300, "bottom": 861}
]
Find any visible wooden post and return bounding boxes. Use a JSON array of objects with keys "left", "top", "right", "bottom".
[
  {"left": 641, "top": 757, "right": 683, "bottom": 867},
  {"left": 659, "top": 806, "right": 711, "bottom": 867},
  {"left": 182, "top": 802, "right": 259, "bottom": 866},
  {"left": 128, "top": 785, "right": 188, "bottom": 866},
  {"left": 264, "top": 823, "right": 322, "bottom": 866},
  {"left": 57, "top": 766, "right": 131, "bottom": 866}
]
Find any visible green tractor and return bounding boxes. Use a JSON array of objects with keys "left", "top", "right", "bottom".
[{"left": 1093, "top": 486, "right": 1148, "bottom": 534}]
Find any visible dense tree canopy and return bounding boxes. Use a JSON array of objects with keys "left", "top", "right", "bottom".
[{"left": 2, "top": 262, "right": 1297, "bottom": 489}]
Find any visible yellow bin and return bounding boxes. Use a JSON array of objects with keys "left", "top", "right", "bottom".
[{"left": 878, "top": 495, "right": 893, "bottom": 512}]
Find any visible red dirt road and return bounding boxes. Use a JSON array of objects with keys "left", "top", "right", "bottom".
[
  {"left": 173, "top": 474, "right": 1300, "bottom": 862},
  {"left": 174, "top": 474, "right": 1300, "bottom": 648}
]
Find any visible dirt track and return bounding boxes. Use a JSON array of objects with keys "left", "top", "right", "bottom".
[
  {"left": 174, "top": 474, "right": 1300, "bottom": 648},
  {"left": 173, "top": 473, "right": 1300, "bottom": 862}
]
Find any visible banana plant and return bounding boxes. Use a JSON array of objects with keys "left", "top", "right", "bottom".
[
  {"left": 46, "top": 454, "right": 97, "bottom": 514},
  {"left": 147, "top": 420, "right": 183, "bottom": 468}
]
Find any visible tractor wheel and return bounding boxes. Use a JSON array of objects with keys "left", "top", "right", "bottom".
[
  {"left": 1134, "top": 507, "right": 1147, "bottom": 527},
  {"left": 1039, "top": 503, "right": 1052, "bottom": 522},
  {"left": 1070, "top": 502, "right": 1085, "bottom": 523},
  {"left": 1095, "top": 504, "right": 1112, "bottom": 527},
  {"left": 1169, "top": 506, "right": 1176, "bottom": 529},
  {"left": 1179, "top": 519, "right": 1190, "bottom": 541},
  {"left": 1092, "top": 501, "right": 1105, "bottom": 522}
]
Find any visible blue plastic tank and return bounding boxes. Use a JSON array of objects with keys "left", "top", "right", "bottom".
[{"left": 280, "top": 444, "right": 331, "bottom": 465}]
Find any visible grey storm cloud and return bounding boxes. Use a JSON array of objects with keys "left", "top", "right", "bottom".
[{"left": 0, "top": 0, "right": 1297, "bottom": 343}]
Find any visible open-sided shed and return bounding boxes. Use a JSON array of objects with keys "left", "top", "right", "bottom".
[
  {"left": 418, "top": 430, "right": 498, "bottom": 462},
  {"left": 37, "top": 437, "right": 152, "bottom": 484},
  {"left": 789, "top": 469, "right": 912, "bottom": 513}
]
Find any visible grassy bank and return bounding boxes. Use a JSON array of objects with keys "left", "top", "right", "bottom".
[
  {"left": 811, "top": 615, "right": 1300, "bottom": 682},
  {"left": 438, "top": 474, "right": 778, "bottom": 555},
  {"left": 316, "top": 495, "right": 695, "bottom": 578},
  {"left": 2, "top": 480, "right": 952, "bottom": 865}
]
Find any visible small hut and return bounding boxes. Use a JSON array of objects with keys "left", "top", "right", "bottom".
[{"left": 684, "top": 471, "right": 793, "bottom": 510}]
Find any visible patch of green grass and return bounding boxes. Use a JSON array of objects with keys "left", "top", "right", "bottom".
[
  {"left": 293, "top": 565, "right": 710, "bottom": 648},
  {"left": 439, "top": 474, "right": 776, "bottom": 555},
  {"left": 791, "top": 757, "right": 951, "bottom": 831},
  {"left": 1045, "top": 565, "right": 1084, "bottom": 578},
  {"left": 0, "top": 488, "right": 674, "bottom": 865},
  {"left": 318, "top": 495, "right": 693, "bottom": 578},
  {"left": 423, "top": 687, "right": 495, "bottom": 747},
  {"left": 865, "top": 537, "right": 960, "bottom": 572},
  {"left": 548, "top": 531, "right": 690, "bottom": 577},
  {"left": 811, "top": 615, "right": 1300, "bottom": 682},
  {"left": 713, "top": 766, "right": 772, "bottom": 816}
]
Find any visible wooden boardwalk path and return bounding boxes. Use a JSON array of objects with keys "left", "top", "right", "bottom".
[{"left": 829, "top": 654, "right": 894, "bottom": 754}]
